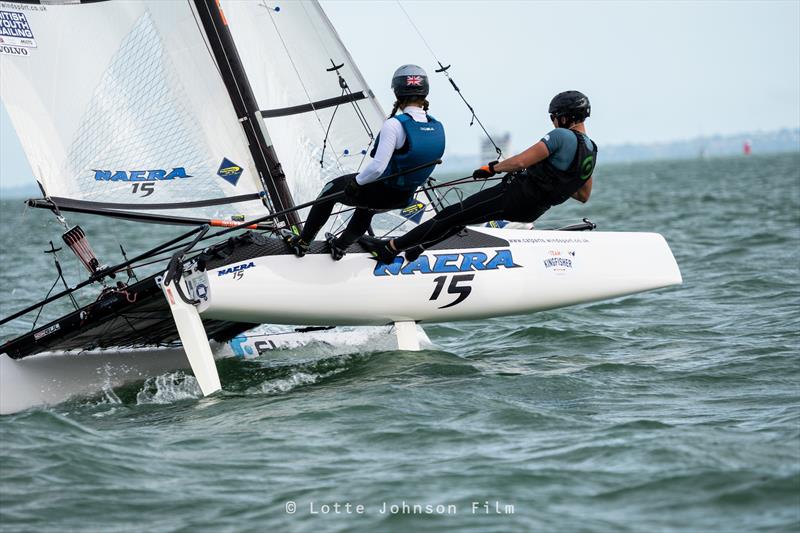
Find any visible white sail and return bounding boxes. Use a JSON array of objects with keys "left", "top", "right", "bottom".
[
  {"left": 218, "top": 0, "right": 387, "bottom": 205},
  {"left": 0, "top": 1, "right": 270, "bottom": 223}
]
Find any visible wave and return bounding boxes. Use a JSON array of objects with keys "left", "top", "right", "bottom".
[{"left": 135, "top": 372, "right": 202, "bottom": 405}]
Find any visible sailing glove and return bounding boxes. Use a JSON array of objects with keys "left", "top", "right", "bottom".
[{"left": 472, "top": 161, "right": 498, "bottom": 180}]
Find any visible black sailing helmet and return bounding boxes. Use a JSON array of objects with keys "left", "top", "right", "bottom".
[
  {"left": 549, "top": 90, "right": 591, "bottom": 122},
  {"left": 391, "top": 64, "right": 429, "bottom": 98}
]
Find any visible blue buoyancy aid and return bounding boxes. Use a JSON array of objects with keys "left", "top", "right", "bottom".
[{"left": 372, "top": 113, "right": 445, "bottom": 190}]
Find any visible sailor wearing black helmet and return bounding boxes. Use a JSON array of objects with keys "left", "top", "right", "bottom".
[
  {"left": 284, "top": 64, "right": 446, "bottom": 259},
  {"left": 362, "top": 90, "right": 597, "bottom": 264}
]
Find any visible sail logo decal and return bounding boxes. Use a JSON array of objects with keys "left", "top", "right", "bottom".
[
  {"left": 0, "top": 44, "right": 28, "bottom": 56},
  {"left": 217, "top": 158, "right": 243, "bottom": 186},
  {"left": 374, "top": 250, "right": 520, "bottom": 276},
  {"left": 93, "top": 168, "right": 192, "bottom": 181},
  {"left": 543, "top": 257, "right": 572, "bottom": 269},
  {"left": 485, "top": 220, "right": 508, "bottom": 229},
  {"left": 33, "top": 323, "right": 60, "bottom": 341},
  {"left": 229, "top": 335, "right": 278, "bottom": 358},
  {"left": 399, "top": 201, "right": 426, "bottom": 224},
  {"left": 0, "top": 10, "right": 37, "bottom": 55},
  {"left": 195, "top": 283, "right": 208, "bottom": 301},
  {"left": 218, "top": 261, "right": 255, "bottom": 277}
]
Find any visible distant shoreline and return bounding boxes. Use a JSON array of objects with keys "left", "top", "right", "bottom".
[
  {"left": 2, "top": 145, "right": 798, "bottom": 199},
  {"left": 437, "top": 128, "right": 800, "bottom": 173}
]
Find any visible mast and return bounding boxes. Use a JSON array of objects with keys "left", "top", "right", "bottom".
[{"left": 193, "top": 0, "right": 301, "bottom": 230}]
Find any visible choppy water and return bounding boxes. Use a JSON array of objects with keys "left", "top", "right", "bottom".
[{"left": 1, "top": 153, "right": 799, "bottom": 532}]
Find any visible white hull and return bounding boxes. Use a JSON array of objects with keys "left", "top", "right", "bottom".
[
  {"left": 194, "top": 228, "right": 682, "bottom": 325},
  {"left": 1, "top": 228, "right": 680, "bottom": 415},
  {"left": 0, "top": 326, "right": 429, "bottom": 415}
]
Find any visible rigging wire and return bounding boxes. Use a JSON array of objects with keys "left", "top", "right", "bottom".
[
  {"left": 118, "top": 176, "right": 504, "bottom": 272},
  {"left": 318, "top": 59, "right": 375, "bottom": 170},
  {"left": 318, "top": 60, "right": 373, "bottom": 237},
  {"left": 296, "top": 1, "right": 378, "bottom": 237},
  {"left": 17, "top": 163, "right": 464, "bottom": 319},
  {"left": 299, "top": 0, "right": 375, "bottom": 170},
  {"left": 262, "top": 2, "right": 346, "bottom": 172},
  {"left": 29, "top": 277, "right": 62, "bottom": 332},
  {"left": 32, "top": 171, "right": 499, "bottom": 282},
  {"left": 395, "top": 0, "right": 503, "bottom": 160},
  {"left": 119, "top": 172, "right": 497, "bottom": 268},
  {"left": 265, "top": 1, "right": 374, "bottom": 173},
  {"left": 263, "top": 2, "right": 378, "bottom": 236}
]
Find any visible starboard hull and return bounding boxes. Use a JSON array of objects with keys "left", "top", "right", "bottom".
[{"left": 193, "top": 228, "right": 682, "bottom": 325}]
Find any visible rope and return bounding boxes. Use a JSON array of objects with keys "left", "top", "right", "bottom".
[
  {"left": 395, "top": 0, "right": 503, "bottom": 159},
  {"left": 26, "top": 166, "right": 487, "bottom": 290},
  {"left": 317, "top": 61, "right": 376, "bottom": 170},
  {"left": 264, "top": 3, "right": 345, "bottom": 172},
  {"left": 123, "top": 171, "right": 495, "bottom": 270},
  {"left": 86, "top": 171, "right": 494, "bottom": 276},
  {"left": 298, "top": 2, "right": 375, "bottom": 172},
  {"left": 30, "top": 276, "right": 61, "bottom": 332}
]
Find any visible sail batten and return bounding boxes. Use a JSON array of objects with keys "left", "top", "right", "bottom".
[
  {"left": 46, "top": 193, "right": 263, "bottom": 212},
  {"left": 260, "top": 91, "right": 369, "bottom": 119}
]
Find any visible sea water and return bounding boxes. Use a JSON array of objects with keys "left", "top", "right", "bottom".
[{"left": 0, "top": 153, "right": 798, "bottom": 532}]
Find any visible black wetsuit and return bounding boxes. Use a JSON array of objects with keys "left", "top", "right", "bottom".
[
  {"left": 392, "top": 130, "right": 597, "bottom": 251},
  {"left": 298, "top": 111, "right": 445, "bottom": 250},
  {"left": 300, "top": 173, "right": 411, "bottom": 248}
]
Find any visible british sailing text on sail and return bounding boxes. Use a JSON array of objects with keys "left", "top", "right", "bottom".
[
  {"left": 0, "top": 11, "right": 33, "bottom": 37},
  {"left": 0, "top": 10, "right": 36, "bottom": 48}
]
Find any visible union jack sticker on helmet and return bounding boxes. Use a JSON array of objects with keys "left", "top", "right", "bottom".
[{"left": 406, "top": 75, "right": 423, "bottom": 86}]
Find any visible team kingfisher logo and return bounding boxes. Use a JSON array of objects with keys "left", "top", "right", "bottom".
[
  {"left": 406, "top": 75, "right": 423, "bottom": 86},
  {"left": 217, "top": 157, "right": 244, "bottom": 186},
  {"left": 218, "top": 261, "right": 256, "bottom": 277},
  {"left": 543, "top": 257, "right": 573, "bottom": 269},
  {"left": 374, "top": 249, "right": 520, "bottom": 276},
  {"left": 93, "top": 168, "right": 191, "bottom": 181},
  {"left": 543, "top": 250, "right": 574, "bottom": 273}
]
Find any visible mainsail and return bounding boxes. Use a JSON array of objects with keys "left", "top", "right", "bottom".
[{"left": 0, "top": 1, "right": 274, "bottom": 224}]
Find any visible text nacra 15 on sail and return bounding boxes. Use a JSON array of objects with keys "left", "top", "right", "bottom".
[{"left": 0, "top": 0, "right": 681, "bottom": 414}]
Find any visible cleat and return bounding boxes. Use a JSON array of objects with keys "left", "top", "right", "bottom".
[
  {"left": 281, "top": 229, "right": 309, "bottom": 257},
  {"left": 359, "top": 235, "right": 399, "bottom": 264},
  {"left": 325, "top": 233, "right": 347, "bottom": 261},
  {"left": 404, "top": 245, "right": 424, "bottom": 262}
]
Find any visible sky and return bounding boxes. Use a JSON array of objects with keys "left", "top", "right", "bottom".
[{"left": 2, "top": 0, "right": 799, "bottom": 188}]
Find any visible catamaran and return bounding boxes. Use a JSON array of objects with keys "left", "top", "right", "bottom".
[{"left": 0, "top": 0, "right": 681, "bottom": 415}]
